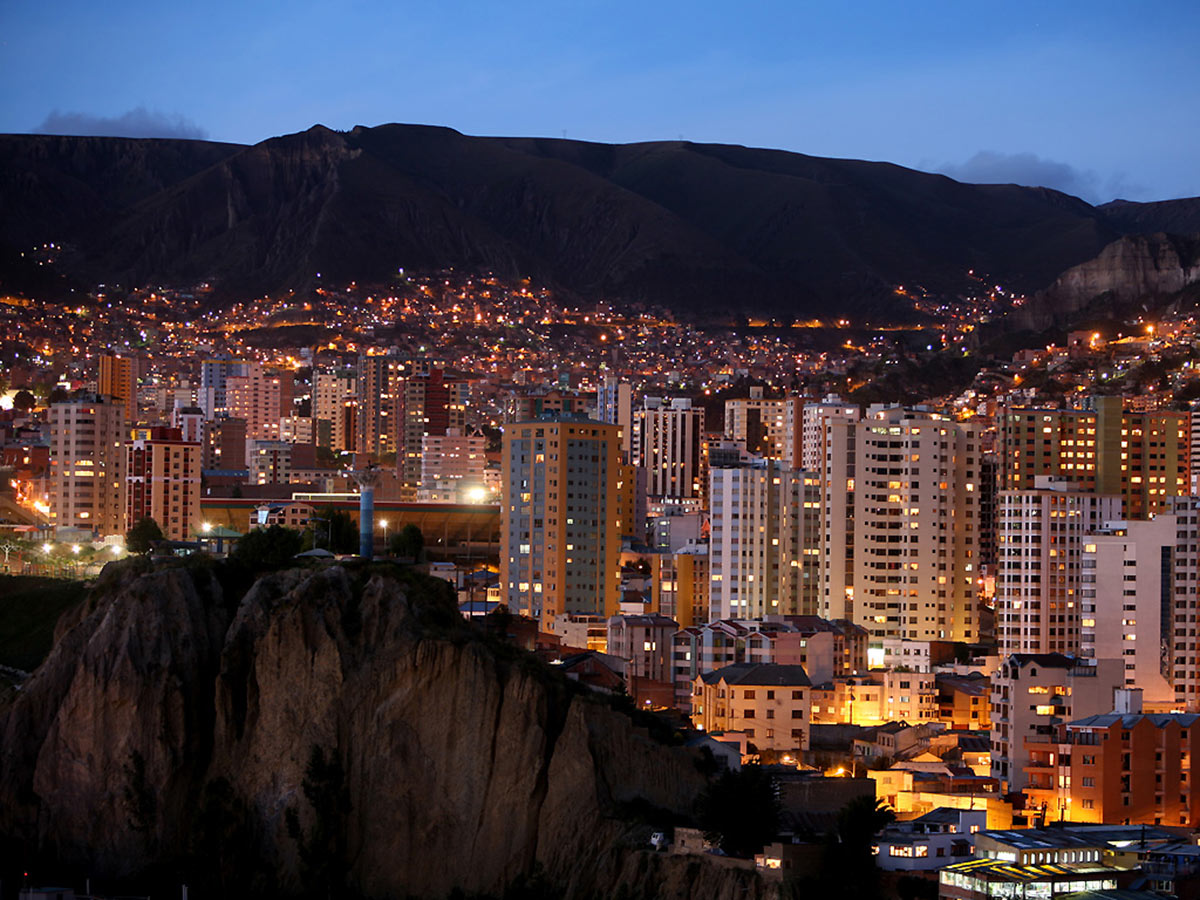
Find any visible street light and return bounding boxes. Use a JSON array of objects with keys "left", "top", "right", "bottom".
[{"left": 380, "top": 518, "right": 389, "bottom": 550}]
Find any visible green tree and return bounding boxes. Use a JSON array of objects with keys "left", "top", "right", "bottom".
[
  {"left": 304, "top": 508, "right": 357, "bottom": 553},
  {"left": 696, "top": 764, "right": 781, "bottom": 857},
  {"left": 389, "top": 523, "right": 424, "bottom": 560},
  {"left": 126, "top": 516, "right": 165, "bottom": 554},
  {"left": 12, "top": 389, "right": 36, "bottom": 412},
  {"left": 233, "top": 525, "right": 303, "bottom": 567}
]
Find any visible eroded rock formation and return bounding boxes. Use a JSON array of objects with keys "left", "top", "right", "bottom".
[{"left": 0, "top": 561, "right": 770, "bottom": 899}]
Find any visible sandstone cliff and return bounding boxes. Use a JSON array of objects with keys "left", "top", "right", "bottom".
[
  {"left": 0, "top": 560, "right": 772, "bottom": 899},
  {"left": 1019, "top": 232, "right": 1200, "bottom": 328}
]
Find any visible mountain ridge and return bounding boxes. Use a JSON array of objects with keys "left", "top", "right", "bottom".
[{"left": 1, "top": 123, "right": 1196, "bottom": 318}]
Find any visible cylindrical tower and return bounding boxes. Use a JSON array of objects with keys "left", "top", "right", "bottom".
[{"left": 351, "top": 465, "right": 384, "bottom": 559}]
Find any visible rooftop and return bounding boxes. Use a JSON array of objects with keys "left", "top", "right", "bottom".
[
  {"left": 1069, "top": 712, "right": 1200, "bottom": 729},
  {"left": 700, "top": 662, "right": 811, "bottom": 688}
]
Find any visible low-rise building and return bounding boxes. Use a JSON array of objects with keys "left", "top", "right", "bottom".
[
  {"left": 1023, "top": 705, "right": 1200, "bottom": 828},
  {"left": 873, "top": 808, "right": 985, "bottom": 871},
  {"left": 938, "top": 672, "right": 992, "bottom": 730},
  {"left": 810, "top": 671, "right": 938, "bottom": 726},
  {"left": 606, "top": 614, "right": 678, "bottom": 685},
  {"left": 692, "top": 663, "right": 812, "bottom": 754}
]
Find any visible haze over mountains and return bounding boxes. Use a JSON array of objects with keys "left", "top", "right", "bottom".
[{"left": 1, "top": 123, "right": 1196, "bottom": 319}]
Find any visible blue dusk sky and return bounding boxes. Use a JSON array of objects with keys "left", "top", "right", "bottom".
[{"left": 2, "top": 0, "right": 1197, "bottom": 203}]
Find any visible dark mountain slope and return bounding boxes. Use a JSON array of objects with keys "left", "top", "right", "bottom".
[
  {"left": 0, "top": 123, "right": 1193, "bottom": 317},
  {"left": 1099, "top": 197, "right": 1200, "bottom": 237},
  {"left": 0, "top": 133, "right": 243, "bottom": 248}
]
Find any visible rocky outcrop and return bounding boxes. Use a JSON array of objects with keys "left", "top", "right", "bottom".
[
  {"left": 0, "top": 561, "right": 762, "bottom": 898},
  {"left": 1019, "top": 232, "right": 1200, "bottom": 329}
]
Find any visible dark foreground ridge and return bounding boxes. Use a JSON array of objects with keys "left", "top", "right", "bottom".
[
  {"left": 0, "top": 558, "right": 770, "bottom": 899},
  {"left": 3, "top": 125, "right": 1197, "bottom": 318}
]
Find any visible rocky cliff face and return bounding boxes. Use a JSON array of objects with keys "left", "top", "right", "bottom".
[
  {"left": 0, "top": 561, "right": 770, "bottom": 899},
  {"left": 1020, "top": 232, "right": 1200, "bottom": 328}
]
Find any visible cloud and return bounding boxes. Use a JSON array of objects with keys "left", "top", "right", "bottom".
[
  {"left": 32, "top": 106, "right": 208, "bottom": 140},
  {"left": 938, "top": 150, "right": 1099, "bottom": 198}
]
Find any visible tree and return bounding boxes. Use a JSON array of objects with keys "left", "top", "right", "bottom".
[
  {"left": 126, "top": 516, "right": 164, "bottom": 554},
  {"left": 810, "top": 795, "right": 896, "bottom": 900},
  {"left": 233, "top": 525, "right": 303, "bottom": 568},
  {"left": 696, "top": 764, "right": 781, "bottom": 857},
  {"left": 390, "top": 523, "right": 424, "bottom": 560},
  {"left": 304, "top": 508, "right": 357, "bottom": 554},
  {"left": 12, "top": 389, "right": 36, "bottom": 412}
]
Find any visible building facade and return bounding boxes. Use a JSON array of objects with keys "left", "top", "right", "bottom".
[
  {"left": 49, "top": 396, "right": 127, "bottom": 536},
  {"left": 501, "top": 415, "right": 623, "bottom": 626}
]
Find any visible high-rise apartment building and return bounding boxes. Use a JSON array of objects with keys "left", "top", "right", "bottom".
[
  {"left": 226, "top": 364, "right": 294, "bottom": 440},
  {"left": 199, "top": 357, "right": 248, "bottom": 419},
  {"left": 995, "top": 477, "right": 1121, "bottom": 656},
  {"left": 801, "top": 395, "right": 859, "bottom": 471},
  {"left": 725, "top": 388, "right": 803, "bottom": 466},
  {"left": 126, "top": 426, "right": 201, "bottom": 540},
  {"left": 49, "top": 395, "right": 127, "bottom": 535},
  {"left": 596, "top": 377, "right": 633, "bottom": 457},
  {"left": 708, "top": 457, "right": 821, "bottom": 619},
  {"left": 501, "top": 415, "right": 623, "bottom": 627},
  {"left": 821, "top": 406, "right": 981, "bottom": 644},
  {"left": 807, "top": 401, "right": 861, "bottom": 624},
  {"left": 632, "top": 397, "right": 706, "bottom": 502},
  {"left": 1081, "top": 498, "right": 1200, "bottom": 709},
  {"left": 399, "top": 369, "right": 466, "bottom": 499},
  {"left": 314, "top": 366, "right": 357, "bottom": 452},
  {"left": 202, "top": 417, "right": 247, "bottom": 471},
  {"left": 655, "top": 541, "right": 709, "bottom": 629},
  {"left": 356, "top": 353, "right": 404, "bottom": 458},
  {"left": 98, "top": 354, "right": 137, "bottom": 423},
  {"left": 503, "top": 389, "right": 591, "bottom": 424},
  {"left": 1001, "top": 396, "right": 1188, "bottom": 518},
  {"left": 420, "top": 428, "right": 486, "bottom": 494}
]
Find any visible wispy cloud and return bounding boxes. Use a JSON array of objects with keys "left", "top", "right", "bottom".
[
  {"left": 938, "top": 150, "right": 1145, "bottom": 204},
  {"left": 33, "top": 106, "right": 208, "bottom": 140}
]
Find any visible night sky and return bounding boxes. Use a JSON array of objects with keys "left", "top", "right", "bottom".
[{"left": 2, "top": 0, "right": 1197, "bottom": 203}]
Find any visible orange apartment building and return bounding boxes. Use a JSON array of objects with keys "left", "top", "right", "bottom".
[
  {"left": 1024, "top": 704, "right": 1200, "bottom": 827},
  {"left": 1000, "top": 395, "right": 1188, "bottom": 519}
]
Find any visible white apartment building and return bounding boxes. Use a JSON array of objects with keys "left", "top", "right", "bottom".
[
  {"left": 596, "top": 376, "right": 633, "bottom": 457},
  {"left": 314, "top": 366, "right": 357, "bottom": 452},
  {"left": 996, "top": 476, "right": 1121, "bottom": 656},
  {"left": 819, "top": 406, "right": 981, "bottom": 644},
  {"left": 708, "top": 457, "right": 821, "bottom": 620},
  {"left": 1081, "top": 498, "right": 1200, "bottom": 709},
  {"left": 989, "top": 653, "right": 1124, "bottom": 792},
  {"left": 801, "top": 394, "right": 859, "bottom": 471},
  {"left": 632, "top": 397, "right": 706, "bottom": 501},
  {"left": 724, "top": 388, "right": 803, "bottom": 467}
]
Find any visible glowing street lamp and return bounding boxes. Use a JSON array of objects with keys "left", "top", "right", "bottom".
[{"left": 379, "top": 518, "right": 389, "bottom": 549}]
